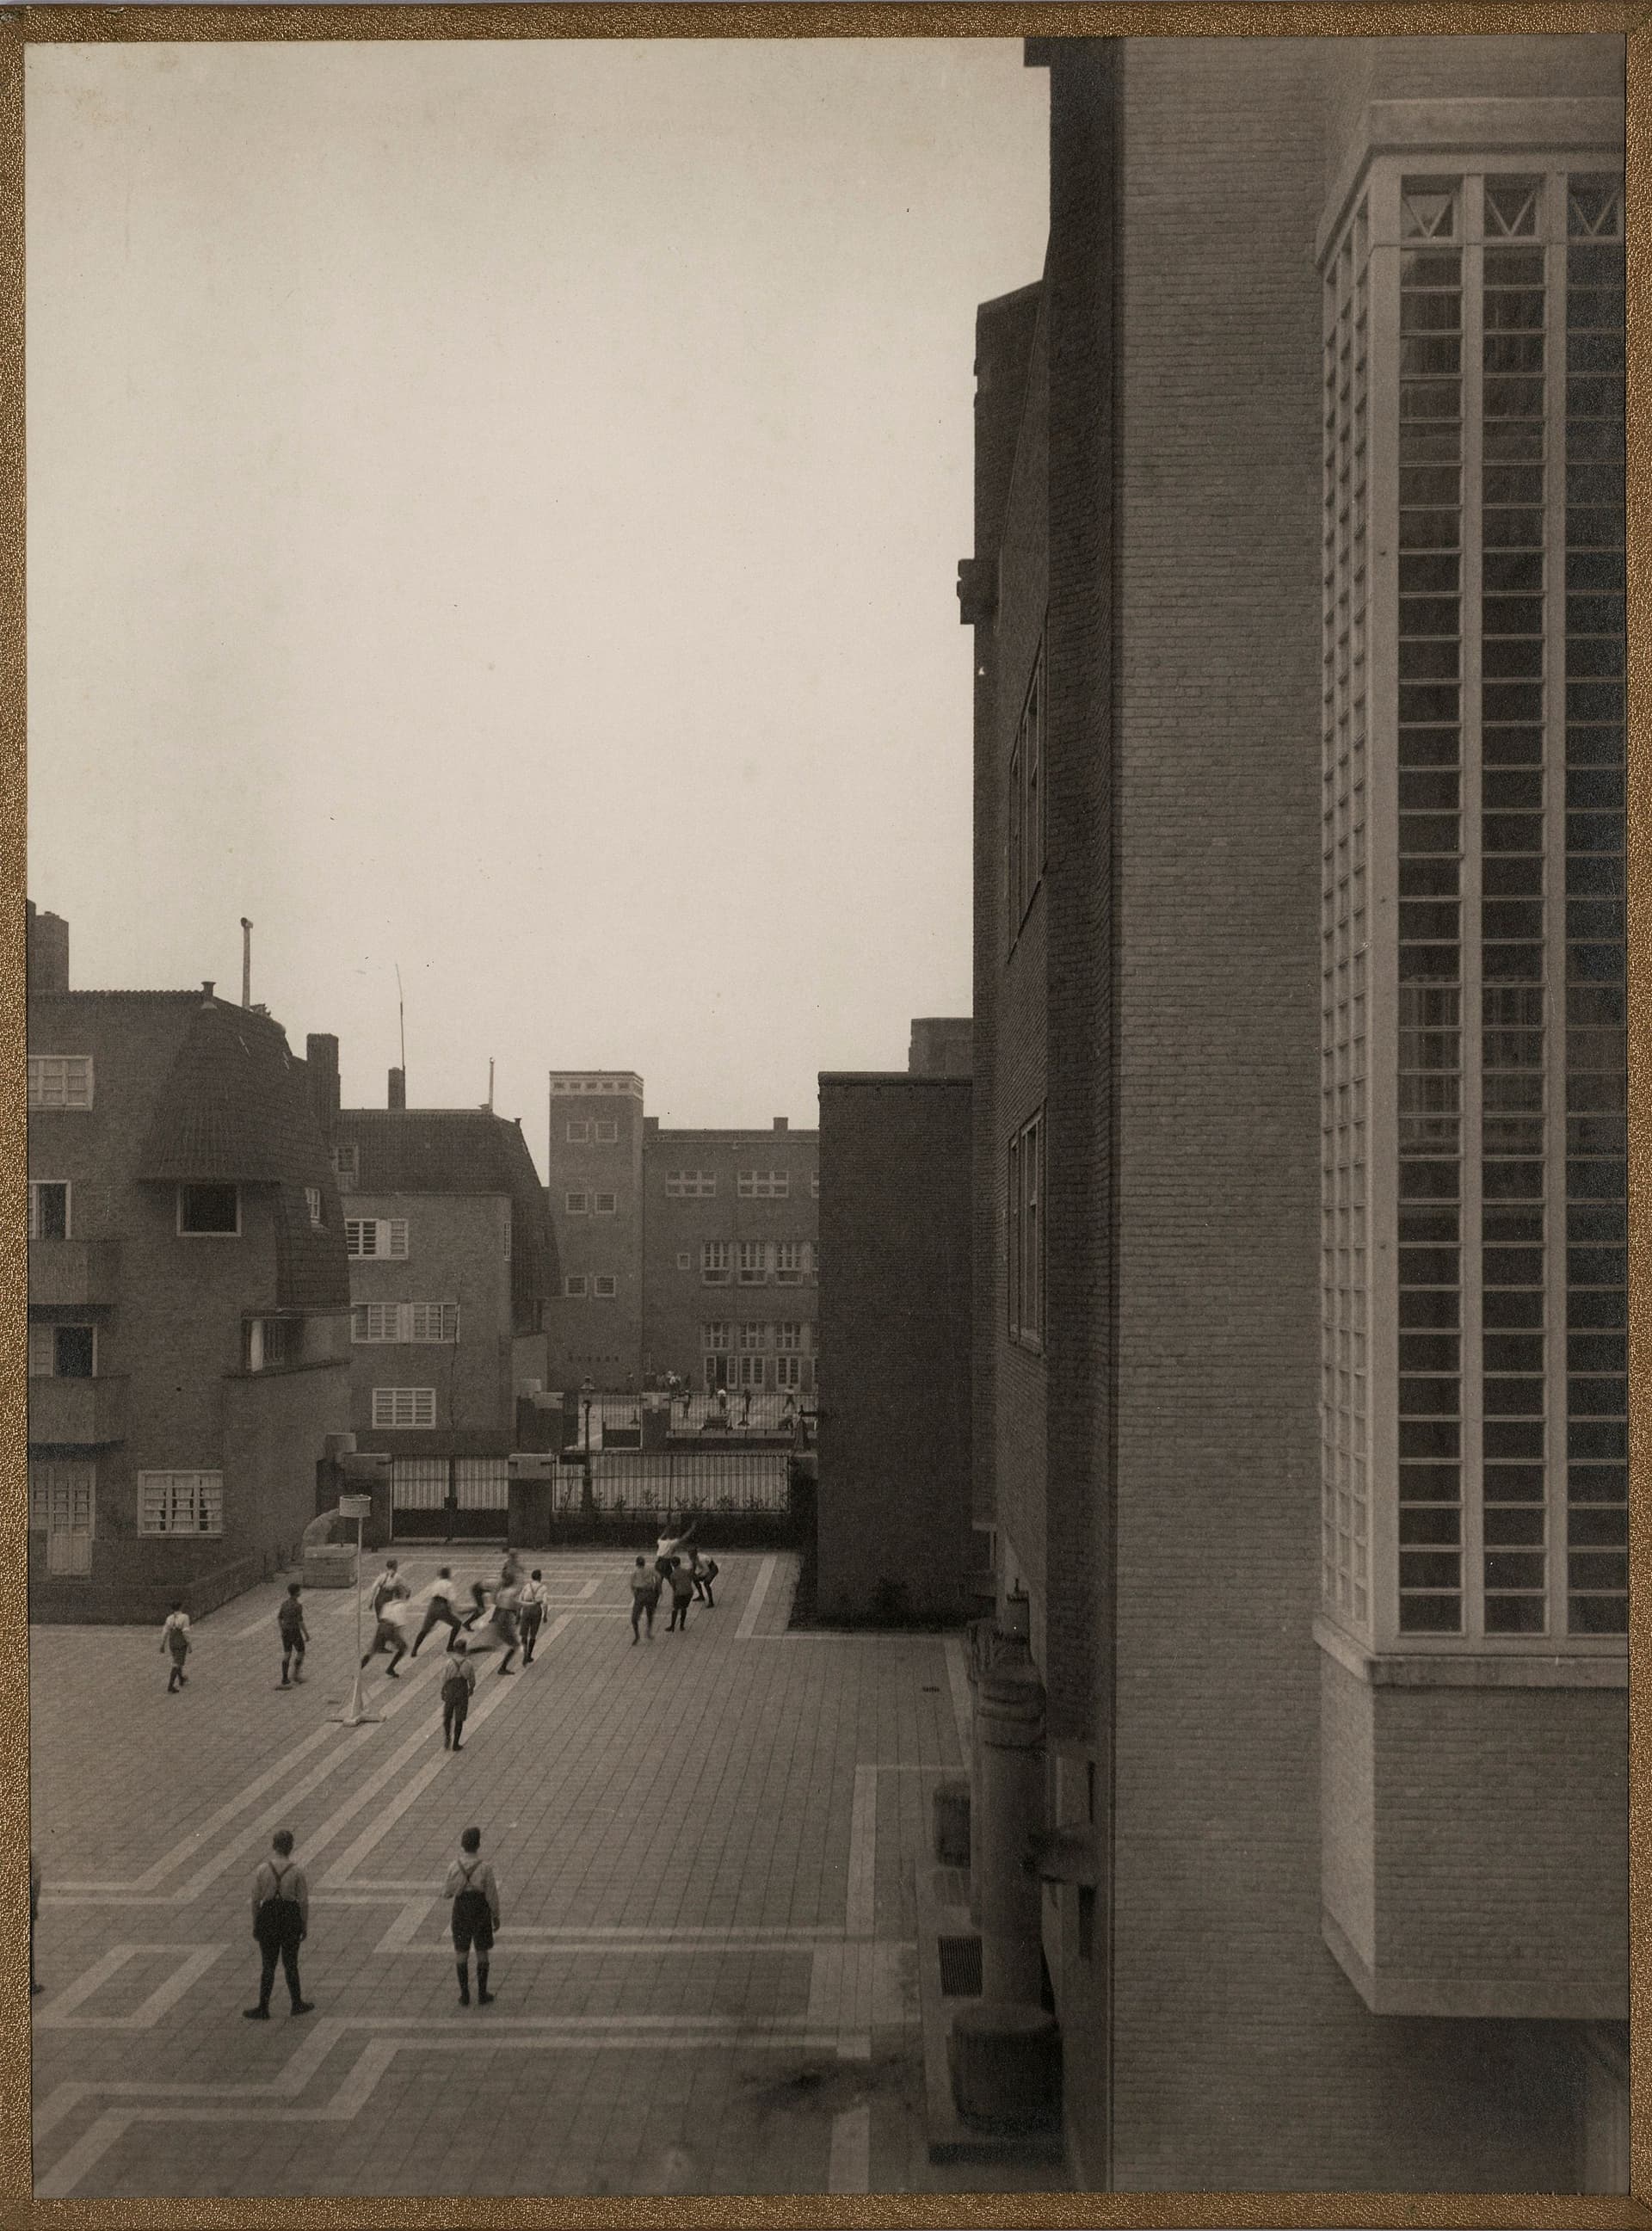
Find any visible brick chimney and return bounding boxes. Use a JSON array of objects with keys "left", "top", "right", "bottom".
[
  {"left": 305, "top": 1033, "right": 341, "bottom": 1135},
  {"left": 26, "top": 903, "right": 70, "bottom": 993},
  {"left": 774, "top": 1116, "right": 789, "bottom": 1131},
  {"left": 388, "top": 1067, "right": 406, "bottom": 1112}
]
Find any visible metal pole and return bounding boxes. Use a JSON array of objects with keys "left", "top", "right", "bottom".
[{"left": 330, "top": 1505, "right": 382, "bottom": 1729}]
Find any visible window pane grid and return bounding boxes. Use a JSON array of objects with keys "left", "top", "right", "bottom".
[{"left": 1563, "top": 178, "right": 1626, "bottom": 1636}]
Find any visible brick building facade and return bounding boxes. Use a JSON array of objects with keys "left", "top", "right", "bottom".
[
  {"left": 331, "top": 1082, "right": 559, "bottom": 1534},
  {"left": 544, "top": 1074, "right": 818, "bottom": 1402},
  {"left": 27, "top": 932, "right": 353, "bottom": 1621},
  {"left": 817, "top": 1032, "right": 972, "bottom": 1623},
  {"left": 963, "top": 35, "right": 1626, "bottom": 2193}
]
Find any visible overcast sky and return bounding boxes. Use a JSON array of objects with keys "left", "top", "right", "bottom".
[{"left": 26, "top": 38, "right": 1049, "bottom": 1161}]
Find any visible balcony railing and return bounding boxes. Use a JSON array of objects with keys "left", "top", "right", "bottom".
[
  {"left": 28, "top": 1374, "right": 128, "bottom": 1447},
  {"left": 28, "top": 1240, "right": 121, "bottom": 1308}
]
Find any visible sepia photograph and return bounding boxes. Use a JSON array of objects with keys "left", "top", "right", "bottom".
[{"left": 18, "top": 8, "right": 1633, "bottom": 2211}]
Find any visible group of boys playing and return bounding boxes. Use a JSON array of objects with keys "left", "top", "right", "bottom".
[{"left": 630, "top": 1530, "right": 718, "bottom": 1641}]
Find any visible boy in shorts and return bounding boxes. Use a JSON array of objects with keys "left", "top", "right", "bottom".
[{"left": 446, "top": 1825, "right": 501, "bottom": 2006}]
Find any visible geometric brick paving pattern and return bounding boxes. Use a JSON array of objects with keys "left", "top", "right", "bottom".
[{"left": 31, "top": 1553, "right": 1069, "bottom": 2199}]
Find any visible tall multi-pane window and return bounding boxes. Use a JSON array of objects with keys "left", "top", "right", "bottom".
[
  {"left": 1320, "top": 163, "right": 1624, "bottom": 1649},
  {"left": 1562, "top": 177, "right": 1627, "bottom": 1636},
  {"left": 1322, "top": 190, "right": 1372, "bottom": 1627}
]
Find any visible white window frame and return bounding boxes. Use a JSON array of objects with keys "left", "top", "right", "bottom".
[
  {"left": 776, "top": 1322, "right": 804, "bottom": 1353},
  {"left": 352, "top": 1302, "right": 458, "bottom": 1344},
  {"left": 594, "top": 1192, "right": 617, "bottom": 1216},
  {"left": 737, "top": 1353, "right": 767, "bottom": 1388},
  {"left": 371, "top": 1387, "right": 437, "bottom": 1430},
  {"left": 28, "top": 1180, "right": 71, "bottom": 1241},
  {"left": 701, "top": 1242, "right": 732, "bottom": 1285},
  {"left": 28, "top": 1055, "right": 94, "bottom": 1111},
  {"left": 666, "top": 1171, "right": 718, "bottom": 1199},
  {"left": 564, "top": 1191, "right": 589, "bottom": 1216},
  {"left": 244, "top": 1316, "right": 301, "bottom": 1371},
  {"left": 775, "top": 1242, "right": 804, "bottom": 1285},
  {"left": 737, "top": 1171, "right": 790, "bottom": 1199},
  {"left": 305, "top": 1185, "right": 324, "bottom": 1229},
  {"left": 565, "top": 1120, "right": 591, "bottom": 1143},
  {"left": 345, "top": 1217, "right": 409, "bottom": 1260},
  {"left": 138, "top": 1470, "right": 224, "bottom": 1536},
  {"left": 593, "top": 1274, "right": 618, "bottom": 1298},
  {"left": 1009, "top": 1109, "right": 1044, "bottom": 1348},
  {"left": 701, "top": 1321, "right": 730, "bottom": 1352},
  {"left": 178, "top": 1184, "right": 241, "bottom": 1238},
  {"left": 738, "top": 1322, "right": 767, "bottom": 1353},
  {"left": 776, "top": 1355, "right": 804, "bottom": 1390},
  {"left": 564, "top": 1274, "right": 589, "bottom": 1297},
  {"left": 331, "top": 1142, "right": 358, "bottom": 1184},
  {"left": 595, "top": 1119, "right": 619, "bottom": 1143},
  {"left": 676, "top": 1251, "right": 692, "bottom": 1270},
  {"left": 737, "top": 1242, "right": 767, "bottom": 1285}
]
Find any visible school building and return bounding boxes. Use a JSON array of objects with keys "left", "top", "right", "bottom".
[
  {"left": 544, "top": 1072, "right": 819, "bottom": 1402},
  {"left": 955, "top": 34, "right": 1627, "bottom": 2193},
  {"left": 26, "top": 905, "right": 354, "bottom": 1621}
]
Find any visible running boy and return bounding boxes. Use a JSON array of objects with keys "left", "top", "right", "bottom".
[
  {"left": 362, "top": 1590, "right": 412, "bottom": 1678},
  {"left": 278, "top": 1583, "right": 308, "bottom": 1686},
  {"left": 410, "top": 1568, "right": 464, "bottom": 1656},
  {"left": 666, "top": 1557, "right": 695, "bottom": 1633},
  {"left": 160, "top": 1601, "right": 191, "bottom": 1692}
]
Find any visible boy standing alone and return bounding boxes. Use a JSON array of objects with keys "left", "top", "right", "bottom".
[
  {"left": 244, "top": 1829, "right": 313, "bottom": 2021},
  {"left": 278, "top": 1584, "right": 308, "bottom": 1686},
  {"left": 441, "top": 1640, "right": 477, "bottom": 1749},
  {"left": 446, "top": 1826, "right": 501, "bottom": 2006}
]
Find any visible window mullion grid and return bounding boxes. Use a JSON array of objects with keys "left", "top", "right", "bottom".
[
  {"left": 1365, "top": 176, "right": 1402, "bottom": 1651},
  {"left": 1542, "top": 198, "right": 1570, "bottom": 1637},
  {"left": 1459, "top": 211, "right": 1486, "bottom": 1643}
]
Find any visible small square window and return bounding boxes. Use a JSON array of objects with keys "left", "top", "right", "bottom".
[
  {"left": 676, "top": 1252, "right": 692, "bottom": 1270},
  {"left": 565, "top": 1191, "right": 589, "bottom": 1216},
  {"left": 594, "top": 1193, "right": 617, "bottom": 1216},
  {"left": 593, "top": 1275, "right": 618, "bottom": 1298},
  {"left": 180, "top": 1184, "right": 239, "bottom": 1236},
  {"left": 564, "top": 1274, "right": 589, "bottom": 1297},
  {"left": 331, "top": 1143, "right": 358, "bottom": 1183},
  {"left": 595, "top": 1120, "right": 619, "bottom": 1143},
  {"left": 27, "top": 1055, "right": 94, "bottom": 1110},
  {"left": 566, "top": 1120, "right": 591, "bottom": 1143}
]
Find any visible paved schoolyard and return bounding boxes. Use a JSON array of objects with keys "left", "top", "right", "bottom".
[{"left": 29, "top": 1550, "right": 1068, "bottom": 2201}]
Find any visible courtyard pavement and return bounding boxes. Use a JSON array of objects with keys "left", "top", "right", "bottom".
[{"left": 29, "top": 1550, "right": 1069, "bottom": 2202}]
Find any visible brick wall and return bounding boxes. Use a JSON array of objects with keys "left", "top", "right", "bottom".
[
  {"left": 545, "top": 1082, "right": 645, "bottom": 1387},
  {"left": 347, "top": 1191, "right": 513, "bottom": 1439},
  {"left": 816, "top": 1076, "right": 971, "bottom": 1620},
  {"left": 639, "top": 1126, "right": 818, "bottom": 1392},
  {"left": 1054, "top": 34, "right": 1603, "bottom": 2192},
  {"left": 28, "top": 992, "right": 352, "bottom": 1619}
]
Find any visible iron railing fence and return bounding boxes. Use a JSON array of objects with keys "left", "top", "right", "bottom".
[{"left": 552, "top": 1449, "right": 791, "bottom": 1517}]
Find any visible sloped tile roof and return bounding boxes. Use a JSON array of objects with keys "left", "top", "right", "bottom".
[
  {"left": 134, "top": 998, "right": 350, "bottom": 1311},
  {"left": 334, "top": 1107, "right": 558, "bottom": 1312}
]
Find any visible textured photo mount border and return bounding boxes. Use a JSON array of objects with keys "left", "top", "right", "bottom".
[{"left": 0, "top": 3, "right": 1644, "bottom": 2225}]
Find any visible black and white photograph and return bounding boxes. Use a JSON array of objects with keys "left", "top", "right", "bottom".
[{"left": 20, "top": 9, "right": 1633, "bottom": 2209}]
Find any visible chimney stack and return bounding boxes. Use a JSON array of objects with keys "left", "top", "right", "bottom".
[
  {"left": 26, "top": 903, "right": 70, "bottom": 994},
  {"left": 388, "top": 1067, "right": 406, "bottom": 1112},
  {"left": 201, "top": 980, "right": 216, "bottom": 1003},
  {"left": 305, "top": 1033, "right": 341, "bottom": 1134},
  {"left": 774, "top": 1116, "right": 789, "bottom": 1132}
]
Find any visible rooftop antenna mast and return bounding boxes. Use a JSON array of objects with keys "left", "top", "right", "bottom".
[
  {"left": 240, "top": 918, "right": 253, "bottom": 1008},
  {"left": 488, "top": 1058, "right": 495, "bottom": 1112},
  {"left": 395, "top": 964, "right": 406, "bottom": 1092}
]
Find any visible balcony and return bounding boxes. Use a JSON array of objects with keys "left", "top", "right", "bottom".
[
  {"left": 28, "top": 1374, "right": 128, "bottom": 1448},
  {"left": 28, "top": 1239, "right": 121, "bottom": 1308}
]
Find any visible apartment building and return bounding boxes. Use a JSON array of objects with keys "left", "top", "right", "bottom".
[
  {"left": 958, "top": 34, "right": 1626, "bottom": 2192},
  {"left": 332, "top": 1073, "right": 558, "bottom": 1538},
  {"left": 544, "top": 1074, "right": 819, "bottom": 1400},
  {"left": 26, "top": 911, "right": 353, "bottom": 1620}
]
